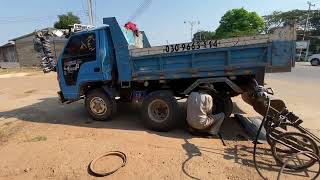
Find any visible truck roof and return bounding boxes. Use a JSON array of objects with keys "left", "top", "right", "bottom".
[{"left": 73, "top": 26, "right": 108, "bottom": 35}]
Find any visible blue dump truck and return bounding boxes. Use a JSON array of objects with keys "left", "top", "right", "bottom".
[{"left": 56, "top": 17, "right": 296, "bottom": 131}]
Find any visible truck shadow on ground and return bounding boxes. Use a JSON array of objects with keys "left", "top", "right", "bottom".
[{"left": 0, "top": 97, "right": 249, "bottom": 141}]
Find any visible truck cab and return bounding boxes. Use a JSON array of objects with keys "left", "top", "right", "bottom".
[{"left": 57, "top": 26, "right": 115, "bottom": 102}]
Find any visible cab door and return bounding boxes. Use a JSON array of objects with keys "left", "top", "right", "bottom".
[{"left": 58, "top": 30, "right": 103, "bottom": 100}]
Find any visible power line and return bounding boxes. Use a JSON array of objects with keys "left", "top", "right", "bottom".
[
  {"left": 0, "top": 10, "right": 87, "bottom": 25},
  {"left": 0, "top": 10, "right": 86, "bottom": 20}
]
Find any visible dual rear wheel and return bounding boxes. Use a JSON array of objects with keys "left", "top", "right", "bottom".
[{"left": 85, "top": 89, "right": 233, "bottom": 132}]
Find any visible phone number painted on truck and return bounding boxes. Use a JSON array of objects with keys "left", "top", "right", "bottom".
[{"left": 164, "top": 40, "right": 220, "bottom": 53}]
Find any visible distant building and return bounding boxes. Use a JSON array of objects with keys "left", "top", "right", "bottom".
[
  {"left": 0, "top": 42, "right": 19, "bottom": 68},
  {"left": 0, "top": 28, "right": 66, "bottom": 68}
]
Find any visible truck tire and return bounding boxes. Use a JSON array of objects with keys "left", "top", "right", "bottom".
[
  {"left": 85, "top": 89, "right": 114, "bottom": 121},
  {"left": 211, "top": 95, "right": 233, "bottom": 118},
  {"left": 311, "top": 58, "right": 320, "bottom": 66},
  {"left": 142, "top": 90, "right": 179, "bottom": 132}
]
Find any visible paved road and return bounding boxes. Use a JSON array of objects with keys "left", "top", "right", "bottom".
[{"left": 266, "top": 62, "right": 319, "bottom": 131}]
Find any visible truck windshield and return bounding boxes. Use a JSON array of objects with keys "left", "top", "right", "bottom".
[
  {"left": 62, "top": 33, "right": 96, "bottom": 61},
  {"left": 61, "top": 32, "right": 97, "bottom": 86}
]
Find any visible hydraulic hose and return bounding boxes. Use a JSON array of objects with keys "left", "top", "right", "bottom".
[
  {"left": 253, "top": 98, "right": 271, "bottom": 180},
  {"left": 277, "top": 151, "right": 320, "bottom": 180},
  {"left": 253, "top": 98, "right": 320, "bottom": 179}
]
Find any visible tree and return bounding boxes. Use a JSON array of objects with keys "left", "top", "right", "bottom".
[
  {"left": 264, "top": 10, "right": 306, "bottom": 33},
  {"left": 54, "top": 12, "right": 81, "bottom": 29},
  {"left": 193, "top": 31, "right": 216, "bottom": 41},
  {"left": 264, "top": 10, "right": 320, "bottom": 36},
  {"left": 215, "top": 8, "right": 265, "bottom": 39}
]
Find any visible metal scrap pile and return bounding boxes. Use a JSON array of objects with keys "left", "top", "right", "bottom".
[{"left": 34, "top": 31, "right": 57, "bottom": 73}]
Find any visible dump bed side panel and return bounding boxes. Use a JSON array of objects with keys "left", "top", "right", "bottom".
[
  {"left": 131, "top": 43, "right": 271, "bottom": 81},
  {"left": 267, "top": 40, "right": 296, "bottom": 73},
  {"left": 131, "top": 39, "right": 296, "bottom": 81}
]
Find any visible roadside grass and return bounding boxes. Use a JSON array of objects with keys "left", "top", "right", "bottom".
[{"left": 24, "top": 136, "right": 47, "bottom": 142}]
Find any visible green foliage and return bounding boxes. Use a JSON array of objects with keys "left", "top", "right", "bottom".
[
  {"left": 264, "top": 9, "right": 320, "bottom": 36},
  {"left": 54, "top": 12, "right": 81, "bottom": 29},
  {"left": 264, "top": 10, "right": 306, "bottom": 33},
  {"left": 193, "top": 31, "right": 216, "bottom": 41},
  {"left": 309, "top": 10, "right": 320, "bottom": 36},
  {"left": 215, "top": 8, "right": 265, "bottom": 39}
]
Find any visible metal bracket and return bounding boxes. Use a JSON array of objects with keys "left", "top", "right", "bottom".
[
  {"left": 182, "top": 77, "right": 243, "bottom": 95},
  {"left": 121, "top": 81, "right": 131, "bottom": 88}
]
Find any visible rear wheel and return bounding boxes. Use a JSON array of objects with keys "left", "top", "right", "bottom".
[
  {"left": 142, "top": 90, "right": 179, "bottom": 132},
  {"left": 271, "top": 132, "right": 319, "bottom": 170},
  {"left": 85, "top": 89, "right": 114, "bottom": 121},
  {"left": 311, "top": 58, "right": 320, "bottom": 66}
]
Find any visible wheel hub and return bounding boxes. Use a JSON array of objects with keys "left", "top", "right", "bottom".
[
  {"left": 148, "top": 99, "right": 169, "bottom": 123},
  {"left": 90, "top": 97, "right": 107, "bottom": 115}
]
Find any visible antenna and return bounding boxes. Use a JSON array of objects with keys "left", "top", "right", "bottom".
[
  {"left": 184, "top": 20, "right": 200, "bottom": 42},
  {"left": 87, "top": 0, "right": 94, "bottom": 25}
]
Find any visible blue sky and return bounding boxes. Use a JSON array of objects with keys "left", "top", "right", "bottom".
[{"left": 0, "top": 0, "right": 317, "bottom": 46}]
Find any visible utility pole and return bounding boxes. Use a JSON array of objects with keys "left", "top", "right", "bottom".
[
  {"left": 299, "top": 1, "right": 315, "bottom": 61},
  {"left": 87, "top": 0, "right": 94, "bottom": 25},
  {"left": 302, "top": 1, "right": 315, "bottom": 40},
  {"left": 184, "top": 20, "right": 200, "bottom": 42}
]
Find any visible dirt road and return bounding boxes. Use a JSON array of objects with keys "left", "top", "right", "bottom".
[{"left": 0, "top": 63, "right": 319, "bottom": 180}]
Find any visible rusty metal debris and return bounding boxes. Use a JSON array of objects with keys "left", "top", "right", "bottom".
[{"left": 245, "top": 79, "right": 320, "bottom": 179}]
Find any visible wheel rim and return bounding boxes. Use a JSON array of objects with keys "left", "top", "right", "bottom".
[
  {"left": 311, "top": 59, "right": 319, "bottom": 66},
  {"left": 147, "top": 99, "right": 170, "bottom": 123},
  {"left": 272, "top": 132, "right": 318, "bottom": 170},
  {"left": 90, "top": 97, "right": 107, "bottom": 115}
]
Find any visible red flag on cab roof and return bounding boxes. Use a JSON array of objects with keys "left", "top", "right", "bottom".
[{"left": 124, "top": 21, "right": 139, "bottom": 37}]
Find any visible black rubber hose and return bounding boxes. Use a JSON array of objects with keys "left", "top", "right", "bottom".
[
  {"left": 253, "top": 98, "right": 271, "bottom": 180},
  {"left": 277, "top": 151, "right": 320, "bottom": 180}
]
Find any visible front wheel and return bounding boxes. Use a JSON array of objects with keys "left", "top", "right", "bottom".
[
  {"left": 311, "top": 58, "right": 320, "bottom": 66},
  {"left": 142, "top": 90, "right": 179, "bottom": 132},
  {"left": 85, "top": 89, "right": 114, "bottom": 121}
]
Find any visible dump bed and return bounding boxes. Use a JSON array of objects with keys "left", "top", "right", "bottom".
[
  {"left": 129, "top": 26, "right": 296, "bottom": 81},
  {"left": 103, "top": 17, "right": 295, "bottom": 82}
]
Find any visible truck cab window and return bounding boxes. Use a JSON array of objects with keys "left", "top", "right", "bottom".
[
  {"left": 62, "top": 33, "right": 97, "bottom": 86},
  {"left": 63, "top": 33, "right": 96, "bottom": 61}
]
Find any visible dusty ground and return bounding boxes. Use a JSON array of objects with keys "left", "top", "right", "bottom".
[{"left": 0, "top": 63, "right": 319, "bottom": 180}]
